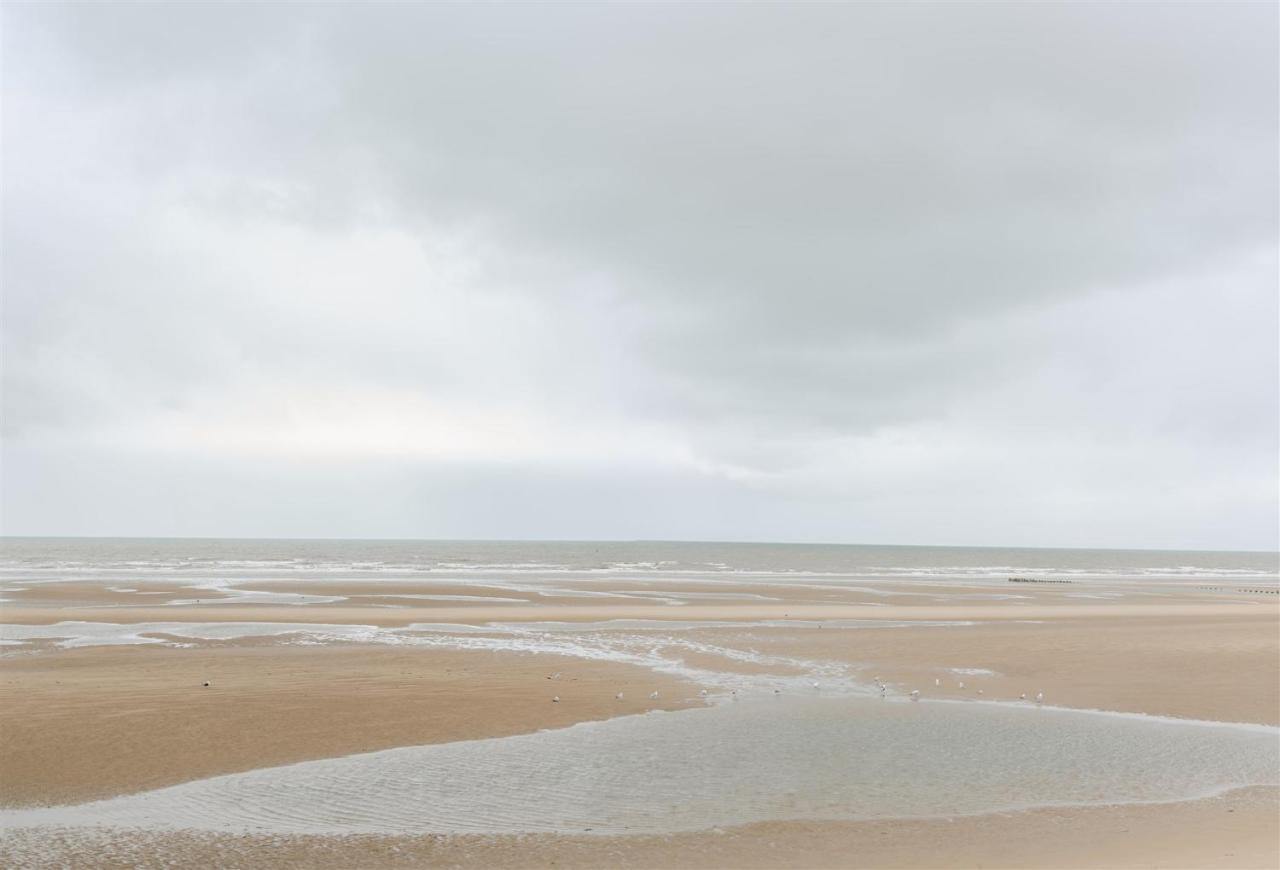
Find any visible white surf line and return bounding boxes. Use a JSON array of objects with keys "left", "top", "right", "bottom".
[
  {"left": 612, "top": 590, "right": 784, "bottom": 602},
  {"left": 485, "top": 618, "right": 977, "bottom": 632},
  {"left": 397, "top": 626, "right": 860, "bottom": 697},
  {"left": 398, "top": 623, "right": 508, "bottom": 634},
  {"left": 164, "top": 580, "right": 348, "bottom": 606},
  {"left": 0, "top": 617, "right": 979, "bottom": 653},
  {"left": 0, "top": 622, "right": 170, "bottom": 647},
  {"left": 0, "top": 622, "right": 385, "bottom": 648},
  {"left": 530, "top": 587, "right": 688, "bottom": 605},
  {"left": 0, "top": 619, "right": 847, "bottom": 696},
  {"left": 354, "top": 594, "right": 532, "bottom": 603}
]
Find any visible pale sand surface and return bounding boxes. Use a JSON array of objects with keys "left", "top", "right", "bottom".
[
  {"left": 2, "top": 578, "right": 1278, "bottom": 867},
  {"left": 4, "top": 570, "right": 1277, "bottom": 622},
  {"left": 0, "top": 643, "right": 700, "bottom": 807},
  {"left": 744, "top": 614, "right": 1280, "bottom": 725}
]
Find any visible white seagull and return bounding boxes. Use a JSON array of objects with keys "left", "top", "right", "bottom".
[
  {"left": 1035, "top": 691, "right": 1044, "bottom": 704},
  {"left": 909, "top": 689, "right": 920, "bottom": 701},
  {"left": 552, "top": 696, "right": 560, "bottom": 703},
  {"left": 649, "top": 691, "right": 659, "bottom": 700},
  {"left": 615, "top": 692, "right": 624, "bottom": 700}
]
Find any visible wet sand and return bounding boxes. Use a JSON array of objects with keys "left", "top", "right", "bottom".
[
  {"left": 5, "top": 786, "right": 1275, "bottom": 869},
  {"left": 2, "top": 576, "right": 1278, "bottom": 867}
]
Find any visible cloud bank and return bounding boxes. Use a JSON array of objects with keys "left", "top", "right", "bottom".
[{"left": 3, "top": 2, "right": 1276, "bottom": 548}]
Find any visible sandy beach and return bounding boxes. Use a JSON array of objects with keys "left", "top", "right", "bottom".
[{"left": 2, "top": 567, "right": 1277, "bottom": 868}]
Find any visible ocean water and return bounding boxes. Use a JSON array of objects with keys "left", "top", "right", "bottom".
[{"left": 1, "top": 537, "right": 1276, "bottom": 583}]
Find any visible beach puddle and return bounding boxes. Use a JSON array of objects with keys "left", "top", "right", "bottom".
[{"left": 3, "top": 697, "right": 1275, "bottom": 837}]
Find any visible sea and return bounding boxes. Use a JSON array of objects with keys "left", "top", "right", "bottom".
[{"left": 1, "top": 537, "right": 1276, "bottom": 584}]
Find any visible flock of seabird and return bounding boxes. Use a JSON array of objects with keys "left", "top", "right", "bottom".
[{"left": 905, "top": 680, "right": 1043, "bottom": 704}]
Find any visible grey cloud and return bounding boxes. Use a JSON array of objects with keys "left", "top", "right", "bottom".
[{"left": 2, "top": 2, "right": 1276, "bottom": 546}]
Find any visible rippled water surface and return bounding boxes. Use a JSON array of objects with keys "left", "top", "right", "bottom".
[{"left": 4, "top": 697, "right": 1276, "bottom": 836}]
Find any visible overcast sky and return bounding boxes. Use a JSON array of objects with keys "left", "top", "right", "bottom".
[{"left": 3, "top": 2, "right": 1276, "bottom": 549}]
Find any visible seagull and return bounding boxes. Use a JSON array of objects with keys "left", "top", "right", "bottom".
[
  {"left": 1035, "top": 691, "right": 1044, "bottom": 704},
  {"left": 977, "top": 689, "right": 984, "bottom": 695},
  {"left": 811, "top": 681, "right": 820, "bottom": 689},
  {"left": 649, "top": 691, "right": 659, "bottom": 700},
  {"left": 552, "top": 696, "right": 560, "bottom": 703},
  {"left": 934, "top": 678, "right": 941, "bottom": 687},
  {"left": 958, "top": 681, "right": 965, "bottom": 690},
  {"left": 910, "top": 689, "right": 920, "bottom": 701},
  {"left": 615, "top": 692, "right": 624, "bottom": 700},
  {"left": 699, "top": 688, "right": 709, "bottom": 696}
]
